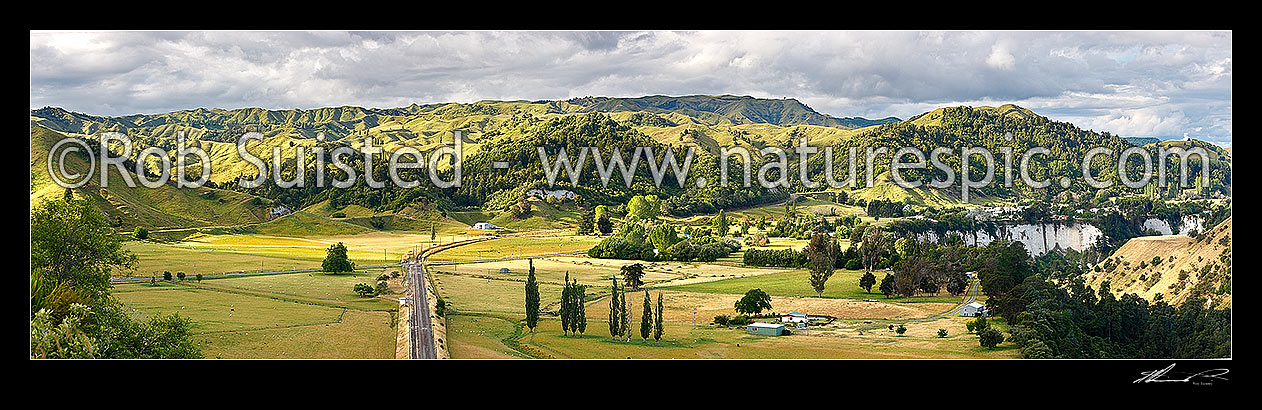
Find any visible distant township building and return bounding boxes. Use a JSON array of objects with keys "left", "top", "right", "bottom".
[{"left": 473, "top": 222, "right": 501, "bottom": 230}]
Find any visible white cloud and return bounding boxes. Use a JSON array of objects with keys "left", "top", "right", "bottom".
[
  {"left": 986, "top": 43, "right": 1016, "bottom": 70},
  {"left": 29, "top": 30, "right": 1231, "bottom": 145}
]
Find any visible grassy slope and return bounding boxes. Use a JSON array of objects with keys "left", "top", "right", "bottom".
[
  {"left": 31, "top": 126, "right": 270, "bottom": 230},
  {"left": 1086, "top": 217, "right": 1231, "bottom": 308}
]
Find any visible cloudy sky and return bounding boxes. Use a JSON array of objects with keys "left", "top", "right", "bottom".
[{"left": 30, "top": 30, "right": 1232, "bottom": 146}]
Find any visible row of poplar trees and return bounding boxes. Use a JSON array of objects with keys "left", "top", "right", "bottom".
[
  {"left": 523, "top": 259, "right": 665, "bottom": 343},
  {"left": 608, "top": 277, "right": 665, "bottom": 343},
  {"left": 523, "top": 259, "right": 589, "bottom": 337}
]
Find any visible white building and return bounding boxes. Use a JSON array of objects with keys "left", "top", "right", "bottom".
[
  {"left": 269, "top": 205, "right": 292, "bottom": 220},
  {"left": 473, "top": 222, "right": 501, "bottom": 230},
  {"left": 779, "top": 312, "right": 809, "bottom": 324},
  {"left": 525, "top": 188, "right": 577, "bottom": 201},
  {"left": 960, "top": 302, "right": 987, "bottom": 317}
]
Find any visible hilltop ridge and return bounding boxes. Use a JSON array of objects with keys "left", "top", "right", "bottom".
[{"left": 30, "top": 95, "right": 900, "bottom": 143}]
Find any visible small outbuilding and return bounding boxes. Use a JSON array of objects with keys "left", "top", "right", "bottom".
[
  {"left": 746, "top": 322, "right": 786, "bottom": 336},
  {"left": 960, "top": 302, "right": 987, "bottom": 317}
]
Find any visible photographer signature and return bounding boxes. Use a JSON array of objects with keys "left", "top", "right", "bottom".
[{"left": 1134, "top": 363, "right": 1229, "bottom": 384}]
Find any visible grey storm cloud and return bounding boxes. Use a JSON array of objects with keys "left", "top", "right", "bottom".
[{"left": 30, "top": 30, "right": 1231, "bottom": 146}]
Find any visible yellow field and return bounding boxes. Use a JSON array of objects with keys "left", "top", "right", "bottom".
[{"left": 427, "top": 236, "right": 602, "bottom": 262}]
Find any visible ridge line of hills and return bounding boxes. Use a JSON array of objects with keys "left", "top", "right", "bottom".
[{"left": 30, "top": 94, "right": 899, "bottom": 140}]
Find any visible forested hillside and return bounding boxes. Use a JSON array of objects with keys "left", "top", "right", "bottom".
[{"left": 31, "top": 97, "right": 1232, "bottom": 221}]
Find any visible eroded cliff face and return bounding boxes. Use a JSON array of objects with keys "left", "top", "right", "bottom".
[
  {"left": 917, "top": 223, "right": 1103, "bottom": 256},
  {"left": 914, "top": 215, "right": 1205, "bottom": 256},
  {"left": 1141, "top": 215, "right": 1207, "bottom": 236}
]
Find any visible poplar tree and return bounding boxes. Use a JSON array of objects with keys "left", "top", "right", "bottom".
[
  {"left": 608, "top": 277, "right": 620, "bottom": 340},
  {"left": 640, "top": 291, "right": 653, "bottom": 342},
  {"left": 524, "top": 258, "right": 540, "bottom": 336},
  {"left": 575, "top": 278, "right": 587, "bottom": 335},
  {"left": 620, "top": 286, "right": 630, "bottom": 342},
  {"left": 560, "top": 272, "right": 572, "bottom": 336},
  {"left": 653, "top": 292, "right": 664, "bottom": 344}
]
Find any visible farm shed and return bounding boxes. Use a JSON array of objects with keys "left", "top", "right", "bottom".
[
  {"left": 746, "top": 322, "right": 786, "bottom": 336},
  {"left": 960, "top": 302, "right": 987, "bottom": 317}
]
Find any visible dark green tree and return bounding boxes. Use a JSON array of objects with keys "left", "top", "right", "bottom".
[
  {"left": 560, "top": 271, "right": 572, "bottom": 336},
  {"left": 734, "top": 288, "right": 773, "bottom": 315},
  {"left": 713, "top": 208, "right": 729, "bottom": 237},
  {"left": 980, "top": 327, "right": 1005, "bottom": 349},
  {"left": 608, "top": 277, "right": 621, "bottom": 340},
  {"left": 859, "top": 271, "right": 877, "bottom": 293},
  {"left": 577, "top": 209, "right": 595, "bottom": 235},
  {"left": 806, "top": 232, "right": 837, "bottom": 297},
  {"left": 322, "top": 242, "right": 354, "bottom": 274},
  {"left": 575, "top": 278, "right": 587, "bottom": 335},
  {"left": 524, "top": 259, "right": 540, "bottom": 335},
  {"left": 879, "top": 273, "right": 896, "bottom": 298},
  {"left": 621, "top": 263, "right": 645, "bottom": 290},
  {"left": 653, "top": 292, "right": 664, "bottom": 344},
  {"left": 640, "top": 291, "right": 652, "bottom": 342},
  {"left": 597, "top": 213, "right": 613, "bottom": 235}
]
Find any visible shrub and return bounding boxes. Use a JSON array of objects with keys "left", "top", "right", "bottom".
[
  {"left": 713, "top": 315, "right": 730, "bottom": 327},
  {"left": 353, "top": 283, "right": 376, "bottom": 297},
  {"left": 937, "top": 328, "right": 948, "bottom": 338},
  {"left": 980, "top": 327, "right": 1005, "bottom": 349},
  {"left": 895, "top": 324, "right": 907, "bottom": 336},
  {"left": 974, "top": 315, "right": 989, "bottom": 332}
]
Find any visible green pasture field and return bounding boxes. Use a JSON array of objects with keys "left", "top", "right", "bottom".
[
  {"left": 505, "top": 318, "right": 1017, "bottom": 359},
  {"left": 111, "top": 269, "right": 399, "bottom": 358},
  {"left": 666, "top": 268, "right": 965, "bottom": 303}
]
